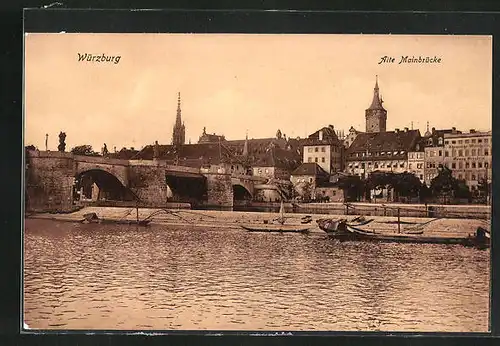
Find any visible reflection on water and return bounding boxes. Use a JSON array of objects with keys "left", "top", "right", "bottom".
[{"left": 23, "top": 219, "right": 490, "bottom": 331}]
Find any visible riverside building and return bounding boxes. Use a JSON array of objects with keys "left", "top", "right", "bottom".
[{"left": 442, "top": 130, "right": 492, "bottom": 191}]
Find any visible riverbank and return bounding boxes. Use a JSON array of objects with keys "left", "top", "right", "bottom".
[{"left": 27, "top": 206, "right": 489, "bottom": 238}]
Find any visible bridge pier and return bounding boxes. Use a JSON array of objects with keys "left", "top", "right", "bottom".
[
  {"left": 204, "top": 172, "right": 234, "bottom": 210},
  {"left": 25, "top": 151, "right": 75, "bottom": 212}
]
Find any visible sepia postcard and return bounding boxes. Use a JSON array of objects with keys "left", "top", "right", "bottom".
[{"left": 23, "top": 33, "right": 492, "bottom": 333}]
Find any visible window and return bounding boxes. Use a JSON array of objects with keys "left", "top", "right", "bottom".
[
  {"left": 400, "top": 151, "right": 405, "bottom": 155},
  {"left": 472, "top": 149, "right": 476, "bottom": 156},
  {"left": 478, "top": 162, "right": 483, "bottom": 168},
  {"left": 458, "top": 174, "right": 463, "bottom": 179},
  {"left": 394, "top": 151, "right": 398, "bottom": 155},
  {"left": 258, "top": 169, "right": 262, "bottom": 174},
  {"left": 374, "top": 163, "right": 379, "bottom": 168},
  {"left": 348, "top": 163, "right": 353, "bottom": 168},
  {"left": 419, "top": 174, "right": 423, "bottom": 180},
  {"left": 452, "top": 163, "right": 456, "bottom": 169},
  {"left": 439, "top": 150, "right": 442, "bottom": 156},
  {"left": 321, "top": 147, "right": 326, "bottom": 152},
  {"left": 472, "top": 162, "right": 476, "bottom": 168},
  {"left": 458, "top": 140, "right": 463, "bottom": 144},
  {"left": 308, "top": 157, "right": 312, "bottom": 163},
  {"left": 417, "top": 163, "right": 423, "bottom": 169},
  {"left": 321, "top": 157, "right": 325, "bottom": 163},
  {"left": 308, "top": 147, "right": 313, "bottom": 153},
  {"left": 409, "top": 163, "right": 413, "bottom": 169},
  {"left": 445, "top": 140, "right": 449, "bottom": 144},
  {"left": 465, "top": 162, "right": 470, "bottom": 168},
  {"left": 315, "top": 157, "right": 318, "bottom": 163},
  {"left": 459, "top": 162, "right": 463, "bottom": 169},
  {"left": 472, "top": 139, "right": 476, "bottom": 143},
  {"left": 478, "top": 139, "right": 483, "bottom": 143},
  {"left": 458, "top": 150, "right": 463, "bottom": 156},
  {"left": 309, "top": 177, "right": 313, "bottom": 183},
  {"left": 265, "top": 169, "right": 269, "bottom": 174},
  {"left": 465, "top": 149, "right": 469, "bottom": 156},
  {"left": 452, "top": 140, "right": 456, "bottom": 144},
  {"left": 485, "top": 149, "right": 489, "bottom": 156},
  {"left": 400, "top": 163, "right": 405, "bottom": 168},
  {"left": 315, "top": 147, "right": 319, "bottom": 152},
  {"left": 485, "top": 162, "right": 489, "bottom": 168},
  {"left": 484, "top": 138, "right": 489, "bottom": 143},
  {"left": 472, "top": 174, "right": 476, "bottom": 181},
  {"left": 445, "top": 151, "right": 449, "bottom": 157},
  {"left": 393, "top": 163, "right": 398, "bottom": 168},
  {"left": 465, "top": 140, "right": 469, "bottom": 144},
  {"left": 438, "top": 138, "right": 443, "bottom": 145}
]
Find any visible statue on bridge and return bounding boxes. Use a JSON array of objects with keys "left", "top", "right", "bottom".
[
  {"left": 102, "top": 143, "right": 108, "bottom": 156},
  {"left": 57, "top": 132, "right": 66, "bottom": 152}
]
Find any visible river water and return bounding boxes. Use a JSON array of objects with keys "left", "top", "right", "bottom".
[{"left": 23, "top": 219, "right": 490, "bottom": 332}]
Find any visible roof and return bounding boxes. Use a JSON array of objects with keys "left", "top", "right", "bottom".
[
  {"left": 367, "top": 78, "right": 386, "bottom": 111},
  {"left": 133, "top": 143, "right": 236, "bottom": 166},
  {"left": 347, "top": 129, "right": 421, "bottom": 160},
  {"left": 107, "top": 148, "right": 140, "bottom": 160},
  {"left": 303, "top": 126, "right": 341, "bottom": 146},
  {"left": 251, "top": 146, "right": 302, "bottom": 170},
  {"left": 424, "top": 128, "right": 461, "bottom": 147},
  {"left": 291, "top": 163, "right": 329, "bottom": 177}
]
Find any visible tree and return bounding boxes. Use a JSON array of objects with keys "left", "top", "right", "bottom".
[
  {"left": 391, "top": 172, "right": 422, "bottom": 198},
  {"left": 71, "top": 145, "right": 100, "bottom": 156},
  {"left": 430, "top": 166, "right": 471, "bottom": 203},
  {"left": 337, "top": 175, "right": 364, "bottom": 202}
]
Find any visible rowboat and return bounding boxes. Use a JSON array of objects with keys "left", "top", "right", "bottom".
[
  {"left": 241, "top": 200, "right": 311, "bottom": 233},
  {"left": 241, "top": 224, "right": 311, "bottom": 233}
]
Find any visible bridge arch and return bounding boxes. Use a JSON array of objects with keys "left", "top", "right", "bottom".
[
  {"left": 75, "top": 169, "right": 134, "bottom": 202},
  {"left": 74, "top": 161, "right": 128, "bottom": 187},
  {"left": 233, "top": 183, "right": 252, "bottom": 201}
]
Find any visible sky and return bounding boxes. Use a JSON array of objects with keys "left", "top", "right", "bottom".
[{"left": 24, "top": 34, "right": 492, "bottom": 152}]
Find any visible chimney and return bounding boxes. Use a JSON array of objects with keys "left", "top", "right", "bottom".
[
  {"left": 319, "top": 130, "right": 323, "bottom": 141},
  {"left": 470, "top": 129, "right": 476, "bottom": 133},
  {"left": 404, "top": 127, "right": 409, "bottom": 132},
  {"left": 432, "top": 127, "right": 436, "bottom": 133},
  {"left": 452, "top": 127, "right": 456, "bottom": 134},
  {"left": 395, "top": 128, "right": 400, "bottom": 133}
]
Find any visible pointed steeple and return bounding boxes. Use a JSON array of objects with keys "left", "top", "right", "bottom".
[
  {"left": 243, "top": 130, "right": 249, "bottom": 156},
  {"left": 424, "top": 121, "right": 432, "bottom": 137},
  {"left": 172, "top": 92, "right": 186, "bottom": 146},
  {"left": 368, "top": 75, "right": 385, "bottom": 110},
  {"left": 176, "top": 92, "right": 182, "bottom": 126}
]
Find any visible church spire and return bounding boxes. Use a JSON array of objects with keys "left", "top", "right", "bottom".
[
  {"left": 176, "top": 92, "right": 182, "bottom": 126},
  {"left": 368, "top": 75, "right": 385, "bottom": 110},
  {"left": 172, "top": 92, "right": 186, "bottom": 146}
]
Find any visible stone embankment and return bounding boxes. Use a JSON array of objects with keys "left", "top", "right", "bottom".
[{"left": 27, "top": 206, "right": 489, "bottom": 238}]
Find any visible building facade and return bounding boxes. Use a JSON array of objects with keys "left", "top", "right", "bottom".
[
  {"left": 423, "top": 127, "right": 462, "bottom": 185},
  {"left": 365, "top": 76, "right": 387, "bottom": 133},
  {"left": 302, "top": 126, "right": 344, "bottom": 174},
  {"left": 346, "top": 128, "right": 421, "bottom": 178},
  {"left": 442, "top": 130, "right": 492, "bottom": 190}
]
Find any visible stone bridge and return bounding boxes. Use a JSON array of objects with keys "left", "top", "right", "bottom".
[{"left": 25, "top": 150, "right": 264, "bottom": 212}]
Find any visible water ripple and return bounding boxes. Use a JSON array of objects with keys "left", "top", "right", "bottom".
[{"left": 24, "top": 219, "right": 490, "bottom": 331}]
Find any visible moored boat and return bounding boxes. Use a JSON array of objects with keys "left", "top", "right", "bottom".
[
  {"left": 241, "top": 200, "right": 311, "bottom": 233},
  {"left": 241, "top": 224, "right": 311, "bottom": 233},
  {"left": 344, "top": 224, "right": 490, "bottom": 247}
]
